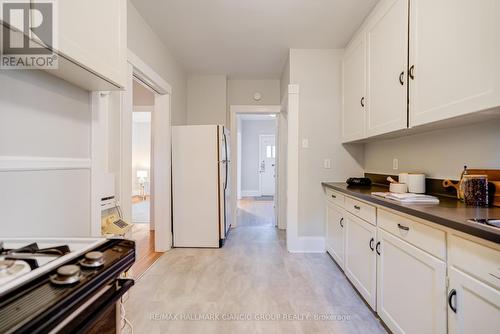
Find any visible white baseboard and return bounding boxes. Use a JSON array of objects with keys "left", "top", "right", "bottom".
[
  {"left": 287, "top": 236, "right": 326, "bottom": 253},
  {"left": 241, "top": 190, "right": 261, "bottom": 197},
  {"left": 0, "top": 156, "right": 91, "bottom": 171}
]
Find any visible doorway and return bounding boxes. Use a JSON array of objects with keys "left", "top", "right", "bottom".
[
  {"left": 132, "top": 80, "right": 152, "bottom": 224},
  {"left": 230, "top": 107, "right": 282, "bottom": 229},
  {"left": 109, "top": 52, "right": 172, "bottom": 277},
  {"left": 129, "top": 79, "right": 161, "bottom": 277}
]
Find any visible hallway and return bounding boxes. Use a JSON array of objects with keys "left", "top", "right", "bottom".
[{"left": 123, "top": 200, "right": 387, "bottom": 334}]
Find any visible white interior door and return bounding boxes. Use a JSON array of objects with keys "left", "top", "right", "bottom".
[{"left": 259, "top": 135, "right": 276, "bottom": 197}]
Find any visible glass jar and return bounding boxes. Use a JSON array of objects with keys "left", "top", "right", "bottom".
[{"left": 463, "top": 175, "right": 488, "bottom": 207}]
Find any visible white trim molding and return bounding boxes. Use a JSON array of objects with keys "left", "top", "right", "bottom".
[
  {"left": 285, "top": 84, "right": 325, "bottom": 253},
  {"left": 0, "top": 156, "right": 91, "bottom": 172},
  {"left": 230, "top": 105, "right": 282, "bottom": 114},
  {"left": 127, "top": 50, "right": 172, "bottom": 95}
]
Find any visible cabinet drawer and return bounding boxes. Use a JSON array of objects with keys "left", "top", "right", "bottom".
[
  {"left": 325, "top": 188, "right": 345, "bottom": 208},
  {"left": 378, "top": 209, "right": 446, "bottom": 260},
  {"left": 448, "top": 234, "right": 500, "bottom": 291},
  {"left": 345, "top": 197, "right": 376, "bottom": 225}
]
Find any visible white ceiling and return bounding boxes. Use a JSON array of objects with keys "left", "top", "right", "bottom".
[{"left": 131, "top": 0, "right": 378, "bottom": 78}]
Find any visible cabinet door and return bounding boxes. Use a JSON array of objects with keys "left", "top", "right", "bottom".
[
  {"left": 448, "top": 267, "right": 500, "bottom": 334},
  {"left": 326, "top": 202, "right": 345, "bottom": 269},
  {"left": 409, "top": 0, "right": 500, "bottom": 127},
  {"left": 43, "top": 0, "right": 127, "bottom": 88},
  {"left": 366, "top": 0, "right": 408, "bottom": 137},
  {"left": 377, "top": 229, "right": 446, "bottom": 334},
  {"left": 342, "top": 35, "right": 366, "bottom": 142},
  {"left": 345, "top": 213, "right": 377, "bottom": 310}
]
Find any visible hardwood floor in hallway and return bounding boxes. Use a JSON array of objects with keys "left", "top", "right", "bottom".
[{"left": 123, "top": 199, "right": 387, "bottom": 334}]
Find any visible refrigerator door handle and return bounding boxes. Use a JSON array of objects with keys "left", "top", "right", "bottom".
[{"left": 223, "top": 132, "right": 229, "bottom": 191}]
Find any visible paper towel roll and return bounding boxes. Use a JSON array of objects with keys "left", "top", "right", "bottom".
[
  {"left": 407, "top": 174, "right": 426, "bottom": 194},
  {"left": 398, "top": 173, "right": 409, "bottom": 184}
]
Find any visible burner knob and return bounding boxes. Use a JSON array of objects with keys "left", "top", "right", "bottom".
[
  {"left": 51, "top": 265, "right": 81, "bottom": 285},
  {"left": 79, "top": 251, "right": 104, "bottom": 268},
  {"left": 58, "top": 265, "right": 80, "bottom": 277}
]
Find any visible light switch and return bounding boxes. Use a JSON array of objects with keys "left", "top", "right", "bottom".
[
  {"left": 393, "top": 158, "right": 399, "bottom": 170},
  {"left": 324, "top": 159, "right": 332, "bottom": 169},
  {"left": 302, "top": 138, "right": 309, "bottom": 149}
]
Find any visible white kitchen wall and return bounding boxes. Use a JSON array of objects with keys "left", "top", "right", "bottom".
[
  {"left": 240, "top": 119, "right": 276, "bottom": 195},
  {"left": 289, "top": 49, "right": 364, "bottom": 237},
  {"left": 186, "top": 75, "right": 227, "bottom": 125},
  {"left": 127, "top": 0, "right": 187, "bottom": 125},
  {"left": 280, "top": 54, "right": 290, "bottom": 103},
  {"left": 0, "top": 70, "right": 91, "bottom": 237},
  {"left": 364, "top": 119, "right": 500, "bottom": 179},
  {"left": 227, "top": 79, "right": 280, "bottom": 106}
]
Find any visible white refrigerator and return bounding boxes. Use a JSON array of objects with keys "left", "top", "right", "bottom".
[{"left": 172, "top": 125, "right": 231, "bottom": 248}]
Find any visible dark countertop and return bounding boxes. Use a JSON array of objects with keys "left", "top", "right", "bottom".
[{"left": 322, "top": 182, "right": 500, "bottom": 244}]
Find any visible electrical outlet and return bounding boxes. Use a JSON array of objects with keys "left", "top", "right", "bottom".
[
  {"left": 302, "top": 138, "right": 309, "bottom": 149},
  {"left": 324, "top": 159, "right": 332, "bottom": 169},
  {"left": 393, "top": 158, "right": 399, "bottom": 170}
]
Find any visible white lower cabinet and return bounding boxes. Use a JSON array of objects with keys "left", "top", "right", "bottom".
[
  {"left": 324, "top": 191, "right": 500, "bottom": 333},
  {"left": 326, "top": 202, "right": 346, "bottom": 269},
  {"left": 448, "top": 267, "right": 500, "bottom": 334},
  {"left": 377, "top": 229, "right": 447, "bottom": 334},
  {"left": 345, "top": 213, "right": 377, "bottom": 310}
]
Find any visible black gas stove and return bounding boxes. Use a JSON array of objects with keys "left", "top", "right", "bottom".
[{"left": 0, "top": 238, "right": 135, "bottom": 334}]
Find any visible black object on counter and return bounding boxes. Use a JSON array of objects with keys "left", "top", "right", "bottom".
[
  {"left": 463, "top": 175, "right": 489, "bottom": 207},
  {"left": 346, "top": 177, "right": 372, "bottom": 187}
]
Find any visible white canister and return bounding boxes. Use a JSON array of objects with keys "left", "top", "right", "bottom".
[
  {"left": 407, "top": 173, "right": 426, "bottom": 194},
  {"left": 398, "top": 173, "right": 409, "bottom": 184}
]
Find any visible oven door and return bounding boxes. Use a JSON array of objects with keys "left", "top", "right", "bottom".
[{"left": 49, "top": 278, "right": 134, "bottom": 334}]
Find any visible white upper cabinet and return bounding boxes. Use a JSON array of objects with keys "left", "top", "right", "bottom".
[
  {"left": 365, "top": 0, "right": 408, "bottom": 137},
  {"left": 342, "top": 0, "right": 500, "bottom": 143},
  {"left": 342, "top": 35, "right": 366, "bottom": 142},
  {"left": 33, "top": 0, "right": 127, "bottom": 90},
  {"left": 409, "top": 0, "right": 500, "bottom": 127}
]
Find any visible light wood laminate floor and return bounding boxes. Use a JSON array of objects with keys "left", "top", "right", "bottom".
[
  {"left": 127, "top": 224, "right": 162, "bottom": 278},
  {"left": 123, "top": 199, "right": 387, "bottom": 333}
]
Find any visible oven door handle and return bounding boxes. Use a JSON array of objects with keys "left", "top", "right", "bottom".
[{"left": 59, "top": 278, "right": 135, "bottom": 334}]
